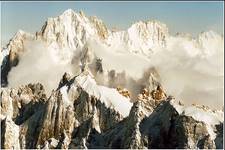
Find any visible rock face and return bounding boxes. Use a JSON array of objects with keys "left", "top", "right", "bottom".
[
  {"left": 1, "top": 72, "right": 129, "bottom": 149},
  {"left": 1, "top": 72, "right": 223, "bottom": 149},
  {"left": 1, "top": 83, "right": 47, "bottom": 123},
  {"left": 138, "top": 101, "right": 212, "bottom": 149},
  {"left": 1, "top": 117, "right": 20, "bottom": 149},
  {"left": 101, "top": 98, "right": 223, "bottom": 149}
]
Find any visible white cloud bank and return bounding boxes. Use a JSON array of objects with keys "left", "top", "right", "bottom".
[
  {"left": 7, "top": 32, "right": 224, "bottom": 109},
  {"left": 8, "top": 40, "right": 74, "bottom": 95},
  {"left": 151, "top": 35, "right": 224, "bottom": 109}
]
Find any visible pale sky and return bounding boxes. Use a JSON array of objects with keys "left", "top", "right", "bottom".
[{"left": 1, "top": 1, "right": 224, "bottom": 46}]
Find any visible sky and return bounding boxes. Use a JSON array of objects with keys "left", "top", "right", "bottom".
[{"left": 1, "top": 1, "right": 224, "bottom": 46}]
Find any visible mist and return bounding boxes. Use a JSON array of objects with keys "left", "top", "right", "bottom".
[
  {"left": 150, "top": 36, "right": 224, "bottom": 109},
  {"left": 7, "top": 34, "right": 224, "bottom": 109},
  {"left": 8, "top": 40, "right": 75, "bottom": 95},
  {"left": 85, "top": 36, "right": 224, "bottom": 109}
]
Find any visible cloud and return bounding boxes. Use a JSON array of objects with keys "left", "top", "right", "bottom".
[
  {"left": 150, "top": 36, "right": 224, "bottom": 109},
  {"left": 7, "top": 33, "right": 224, "bottom": 109},
  {"left": 7, "top": 40, "right": 75, "bottom": 95}
]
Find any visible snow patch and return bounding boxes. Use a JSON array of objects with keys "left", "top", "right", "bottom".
[{"left": 75, "top": 73, "right": 132, "bottom": 117}]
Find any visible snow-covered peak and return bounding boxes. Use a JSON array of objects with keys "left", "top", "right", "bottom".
[
  {"left": 62, "top": 8, "right": 75, "bottom": 15},
  {"left": 129, "top": 20, "right": 168, "bottom": 43},
  {"left": 58, "top": 9, "right": 87, "bottom": 22},
  {"left": 38, "top": 9, "right": 96, "bottom": 49},
  {"left": 37, "top": 9, "right": 169, "bottom": 56},
  {"left": 128, "top": 20, "right": 168, "bottom": 39},
  {"left": 129, "top": 20, "right": 167, "bottom": 31},
  {"left": 58, "top": 9, "right": 89, "bottom": 23},
  {"left": 106, "top": 19, "right": 168, "bottom": 56}
]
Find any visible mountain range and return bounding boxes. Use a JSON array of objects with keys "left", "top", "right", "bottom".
[{"left": 0, "top": 9, "right": 224, "bottom": 149}]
